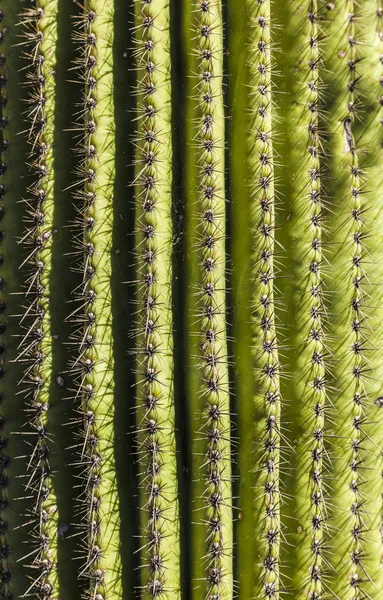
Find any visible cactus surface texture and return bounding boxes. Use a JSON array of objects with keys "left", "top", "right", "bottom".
[{"left": 1, "top": 0, "right": 383, "bottom": 599}]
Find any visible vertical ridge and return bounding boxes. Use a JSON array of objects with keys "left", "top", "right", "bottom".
[
  {"left": 132, "top": 0, "right": 181, "bottom": 598},
  {"left": 183, "top": 1, "right": 233, "bottom": 598},
  {"left": 69, "top": 2, "right": 121, "bottom": 597},
  {"left": 250, "top": 3, "right": 282, "bottom": 599},
  {"left": 16, "top": 2, "right": 59, "bottom": 597}
]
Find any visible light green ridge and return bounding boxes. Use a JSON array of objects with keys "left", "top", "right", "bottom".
[
  {"left": 285, "top": 3, "right": 330, "bottom": 598},
  {"left": 69, "top": 1, "right": 121, "bottom": 598},
  {"left": 16, "top": 2, "right": 59, "bottom": 597},
  {"left": 247, "top": 3, "right": 282, "bottom": 599},
  {"left": 323, "top": 2, "right": 377, "bottom": 598},
  {"left": 183, "top": 1, "right": 233, "bottom": 598},
  {"left": 132, "top": 0, "right": 181, "bottom": 598}
]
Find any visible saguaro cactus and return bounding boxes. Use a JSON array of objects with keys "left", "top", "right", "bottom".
[{"left": 0, "top": 0, "right": 383, "bottom": 599}]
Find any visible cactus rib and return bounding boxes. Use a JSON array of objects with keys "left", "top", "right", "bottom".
[
  {"left": 249, "top": 3, "right": 282, "bottom": 599},
  {"left": 132, "top": 0, "right": 181, "bottom": 597},
  {"left": 15, "top": 2, "right": 59, "bottom": 597},
  {"left": 363, "top": 1, "right": 383, "bottom": 592},
  {"left": 184, "top": 1, "right": 233, "bottom": 597},
  {"left": 328, "top": 2, "right": 374, "bottom": 597},
  {"left": 69, "top": 1, "right": 121, "bottom": 597},
  {"left": 288, "top": 3, "right": 331, "bottom": 598}
]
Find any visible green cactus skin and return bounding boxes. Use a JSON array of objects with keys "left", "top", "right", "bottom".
[
  {"left": 48, "top": 0, "right": 83, "bottom": 596},
  {"left": 0, "top": 1, "right": 381, "bottom": 600},
  {"left": 110, "top": 0, "right": 140, "bottom": 595},
  {"left": 227, "top": 3, "right": 284, "bottom": 598},
  {"left": 183, "top": 1, "right": 233, "bottom": 598},
  {"left": 363, "top": 1, "right": 383, "bottom": 591},
  {"left": 276, "top": 3, "right": 331, "bottom": 599},
  {"left": 132, "top": 1, "right": 181, "bottom": 598},
  {"left": 16, "top": 2, "right": 60, "bottom": 597},
  {"left": 291, "top": 4, "right": 329, "bottom": 597},
  {"left": 322, "top": 2, "right": 383, "bottom": 598},
  {"left": 248, "top": 4, "right": 282, "bottom": 599},
  {"left": 69, "top": 2, "right": 121, "bottom": 598},
  {"left": 225, "top": 0, "right": 255, "bottom": 596},
  {"left": 227, "top": 0, "right": 283, "bottom": 596}
]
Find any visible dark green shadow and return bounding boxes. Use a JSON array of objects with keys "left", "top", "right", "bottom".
[
  {"left": 111, "top": 1, "right": 141, "bottom": 597},
  {"left": 49, "top": 0, "right": 83, "bottom": 598}
]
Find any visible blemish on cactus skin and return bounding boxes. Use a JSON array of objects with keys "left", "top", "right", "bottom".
[{"left": 343, "top": 116, "right": 355, "bottom": 153}]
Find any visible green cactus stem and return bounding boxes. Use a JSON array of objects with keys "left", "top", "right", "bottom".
[
  {"left": 68, "top": 1, "right": 121, "bottom": 598},
  {"left": 0, "top": 1, "right": 380, "bottom": 599},
  {"left": 226, "top": 0, "right": 257, "bottom": 598},
  {"left": 15, "top": 2, "right": 59, "bottom": 597},
  {"left": 183, "top": 1, "right": 233, "bottom": 598},
  {"left": 230, "top": 2, "right": 284, "bottom": 599},
  {"left": 323, "top": 1, "right": 380, "bottom": 598},
  {"left": 48, "top": 0, "right": 84, "bottom": 595},
  {"left": 361, "top": 1, "right": 383, "bottom": 591},
  {"left": 279, "top": 3, "right": 331, "bottom": 598},
  {"left": 226, "top": 0, "right": 255, "bottom": 596},
  {"left": 132, "top": 0, "right": 181, "bottom": 597}
]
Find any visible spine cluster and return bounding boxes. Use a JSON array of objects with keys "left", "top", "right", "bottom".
[
  {"left": 191, "top": 1, "right": 232, "bottom": 597},
  {"left": 250, "top": 2, "right": 281, "bottom": 598},
  {"left": 133, "top": 0, "right": 180, "bottom": 597},
  {"left": 0, "top": 3, "right": 10, "bottom": 596},
  {"left": 17, "top": 3, "right": 58, "bottom": 598}
]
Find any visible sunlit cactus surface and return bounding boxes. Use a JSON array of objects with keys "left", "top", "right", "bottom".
[{"left": 0, "top": 1, "right": 383, "bottom": 599}]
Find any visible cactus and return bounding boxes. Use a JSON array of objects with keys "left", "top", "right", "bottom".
[{"left": 0, "top": 0, "right": 383, "bottom": 599}]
